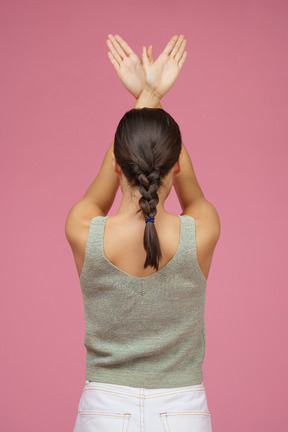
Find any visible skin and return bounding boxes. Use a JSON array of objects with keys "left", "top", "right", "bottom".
[{"left": 65, "top": 34, "right": 221, "bottom": 279}]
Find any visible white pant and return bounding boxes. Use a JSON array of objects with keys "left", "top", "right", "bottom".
[{"left": 73, "top": 379, "right": 212, "bottom": 432}]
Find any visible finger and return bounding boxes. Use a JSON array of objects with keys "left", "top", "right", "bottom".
[
  {"left": 107, "top": 51, "right": 120, "bottom": 71},
  {"left": 178, "top": 51, "right": 187, "bottom": 69},
  {"left": 107, "top": 34, "right": 126, "bottom": 60},
  {"left": 170, "top": 34, "right": 185, "bottom": 59},
  {"left": 106, "top": 39, "right": 122, "bottom": 64},
  {"left": 174, "top": 38, "right": 187, "bottom": 63},
  {"left": 142, "top": 46, "right": 149, "bottom": 65},
  {"left": 114, "top": 34, "right": 135, "bottom": 56},
  {"left": 148, "top": 45, "right": 154, "bottom": 62},
  {"left": 162, "top": 35, "right": 178, "bottom": 55}
]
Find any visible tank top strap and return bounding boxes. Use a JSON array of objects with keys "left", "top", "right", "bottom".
[
  {"left": 80, "top": 214, "right": 206, "bottom": 285},
  {"left": 179, "top": 215, "right": 207, "bottom": 285},
  {"left": 90, "top": 215, "right": 107, "bottom": 256},
  {"left": 80, "top": 216, "right": 108, "bottom": 281}
]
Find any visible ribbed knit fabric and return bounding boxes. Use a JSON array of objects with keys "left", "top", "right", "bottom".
[{"left": 79, "top": 214, "right": 207, "bottom": 388}]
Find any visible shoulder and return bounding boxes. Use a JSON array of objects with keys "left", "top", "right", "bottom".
[
  {"left": 65, "top": 197, "right": 104, "bottom": 248},
  {"left": 182, "top": 198, "right": 221, "bottom": 246},
  {"left": 65, "top": 198, "right": 104, "bottom": 277}
]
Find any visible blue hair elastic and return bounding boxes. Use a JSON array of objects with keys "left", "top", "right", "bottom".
[{"left": 145, "top": 217, "right": 155, "bottom": 223}]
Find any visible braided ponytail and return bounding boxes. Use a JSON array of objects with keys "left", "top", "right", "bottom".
[
  {"left": 137, "top": 168, "right": 162, "bottom": 269},
  {"left": 114, "top": 108, "right": 182, "bottom": 270}
]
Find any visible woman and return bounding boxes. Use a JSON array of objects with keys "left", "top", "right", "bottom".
[{"left": 66, "top": 34, "right": 220, "bottom": 432}]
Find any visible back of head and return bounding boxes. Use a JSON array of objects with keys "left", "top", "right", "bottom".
[{"left": 114, "top": 108, "right": 182, "bottom": 271}]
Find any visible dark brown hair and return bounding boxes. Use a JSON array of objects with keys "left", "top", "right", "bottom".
[{"left": 114, "top": 108, "right": 182, "bottom": 270}]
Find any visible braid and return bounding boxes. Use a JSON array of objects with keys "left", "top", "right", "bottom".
[
  {"left": 138, "top": 168, "right": 160, "bottom": 218},
  {"left": 137, "top": 168, "right": 162, "bottom": 270},
  {"left": 113, "top": 107, "right": 182, "bottom": 271}
]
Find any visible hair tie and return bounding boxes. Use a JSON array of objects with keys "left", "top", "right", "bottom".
[{"left": 145, "top": 217, "right": 155, "bottom": 224}]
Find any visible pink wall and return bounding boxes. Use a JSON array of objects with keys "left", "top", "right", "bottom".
[{"left": 1, "top": 0, "right": 287, "bottom": 430}]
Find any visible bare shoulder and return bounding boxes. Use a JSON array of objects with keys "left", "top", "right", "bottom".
[
  {"left": 182, "top": 198, "right": 221, "bottom": 280},
  {"left": 65, "top": 198, "right": 104, "bottom": 276},
  {"left": 65, "top": 197, "right": 104, "bottom": 244},
  {"left": 183, "top": 198, "right": 221, "bottom": 242},
  {"left": 183, "top": 197, "right": 221, "bottom": 254}
]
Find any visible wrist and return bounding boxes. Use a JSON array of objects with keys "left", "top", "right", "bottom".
[
  {"left": 142, "top": 85, "right": 162, "bottom": 99},
  {"left": 134, "top": 87, "right": 162, "bottom": 108}
]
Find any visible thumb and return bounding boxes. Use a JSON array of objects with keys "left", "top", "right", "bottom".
[
  {"left": 142, "top": 46, "right": 149, "bottom": 65},
  {"left": 148, "top": 45, "right": 154, "bottom": 62}
]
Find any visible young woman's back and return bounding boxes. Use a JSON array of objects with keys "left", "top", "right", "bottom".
[
  {"left": 84, "top": 207, "right": 217, "bottom": 280},
  {"left": 66, "top": 34, "right": 220, "bottom": 432}
]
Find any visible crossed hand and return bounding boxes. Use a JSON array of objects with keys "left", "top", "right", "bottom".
[{"left": 106, "top": 34, "right": 187, "bottom": 99}]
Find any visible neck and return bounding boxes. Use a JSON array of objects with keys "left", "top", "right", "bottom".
[{"left": 115, "top": 185, "right": 169, "bottom": 219}]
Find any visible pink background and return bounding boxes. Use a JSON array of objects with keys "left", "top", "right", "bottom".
[{"left": 1, "top": 0, "right": 287, "bottom": 430}]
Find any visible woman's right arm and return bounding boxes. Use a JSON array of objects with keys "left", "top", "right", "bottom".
[
  {"left": 139, "top": 36, "right": 218, "bottom": 221},
  {"left": 173, "top": 144, "right": 205, "bottom": 208},
  {"left": 141, "top": 35, "right": 221, "bottom": 239}
]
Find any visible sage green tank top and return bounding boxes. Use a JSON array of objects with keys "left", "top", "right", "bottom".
[{"left": 80, "top": 214, "right": 207, "bottom": 388}]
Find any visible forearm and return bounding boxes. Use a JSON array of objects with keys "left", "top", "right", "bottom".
[
  {"left": 82, "top": 141, "right": 119, "bottom": 214},
  {"left": 81, "top": 91, "right": 161, "bottom": 213},
  {"left": 134, "top": 88, "right": 162, "bottom": 108},
  {"left": 173, "top": 143, "right": 205, "bottom": 211},
  {"left": 135, "top": 89, "right": 203, "bottom": 209}
]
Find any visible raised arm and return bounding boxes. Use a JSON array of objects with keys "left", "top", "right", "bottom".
[
  {"left": 78, "top": 35, "right": 164, "bottom": 214},
  {"left": 131, "top": 35, "right": 220, "bottom": 238},
  {"left": 65, "top": 35, "right": 163, "bottom": 248},
  {"left": 129, "top": 35, "right": 208, "bottom": 213},
  {"left": 73, "top": 85, "right": 162, "bottom": 217}
]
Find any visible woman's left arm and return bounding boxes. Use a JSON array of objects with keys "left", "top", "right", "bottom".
[
  {"left": 65, "top": 92, "right": 160, "bottom": 252},
  {"left": 65, "top": 36, "right": 162, "bottom": 249},
  {"left": 80, "top": 141, "right": 119, "bottom": 216}
]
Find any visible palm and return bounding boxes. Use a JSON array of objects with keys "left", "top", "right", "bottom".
[
  {"left": 106, "top": 34, "right": 146, "bottom": 98},
  {"left": 107, "top": 34, "right": 187, "bottom": 99},
  {"left": 144, "top": 53, "right": 181, "bottom": 97},
  {"left": 142, "top": 35, "right": 187, "bottom": 98},
  {"left": 116, "top": 53, "right": 145, "bottom": 98}
]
